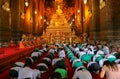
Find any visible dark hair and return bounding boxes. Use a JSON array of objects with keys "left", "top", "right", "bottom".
[
  {"left": 25, "top": 59, "right": 32, "bottom": 66},
  {"left": 103, "top": 60, "right": 118, "bottom": 71},
  {"left": 24, "top": 78, "right": 31, "bottom": 79},
  {"left": 49, "top": 72, "right": 62, "bottom": 79},
  {"left": 77, "top": 66, "right": 86, "bottom": 71}
]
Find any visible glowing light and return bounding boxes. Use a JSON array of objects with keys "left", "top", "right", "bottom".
[
  {"left": 47, "top": 22, "right": 49, "bottom": 25},
  {"left": 25, "top": 1, "right": 29, "bottom": 7},
  {"left": 44, "top": 19, "right": 46, "bottom": 22},
  {"left": 2, "top": 2, "right": 10, "bottom": 12},
  {"left": 20, "top": 12, "right": 25, "bottom": 19},
  {"left": 34, "top": 10, "right": 37, "bottom": 14},
  {"left": 75, "top": 15, "right": 77, "bottom": 18},
  {"left": 77, "top": 9, "right": 80, "bottom": 13},
  {"left": 84, "top": 0, "right": 87, "bottom": 4},
  {"left": 55, "top": 22, "right": 58, "bottom": 26},
  {"left": 40, "top": 16, "right": 42, "bottom": 19}
]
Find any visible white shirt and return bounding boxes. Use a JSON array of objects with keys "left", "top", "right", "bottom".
[
  {"left": 14, "top": 62, "right": 25, "bottom": 67},
  {"left": 43, "top": 57, "right": 51, "bottom": 62},
  {"left": 74, "top": 47, "right": 79, "bottom": 54},
  {"left": 96, "top": 50, "right": 104, "bottom": 55},
  {"left": 31, "top": 52, "right": 39, "bottom": 57},
  {"left": 70, "top": 56, "right": 77, "bottom": 63},
  {"left": 48, "top": 48, "right": 55, "bottom": 54},
  {"left": 43, "top": 47, "right": 47, "bottom": 51},
  {"left": 99, "top": 58, "right": 108, "bottom": 67},
  {"left": 72, "top": 59, "right": 81, "bottom": 67},
  {"left": 83, "top": 47, "right": 88, "bottom": 53},
  {"left": 39, "top": 49, "right": 44, "bottom": 53},
  {"left": 38, "top": 52, "right": 42, "bottom": 56},
  {"left": 74, "top": 66, "right": 85, "bottom": 73},
  {"left": 78, "top": 51, "right": 86, "bottom": 58},
  {"left": 10, "top": 67, "right": 21, "bottom": 72},
  {"left": 32, "top": 69, "right": 41, "bottom": 79},
  {"left": 18, "top": 67, "right": 33, "bottom": 79},
  {"left": 93, "top": 54, "right": 101, "bottom": 62},
  {"left": 87, "top": 49, "right": 94, "bottom": 55},
  {"left": 37, "top": 63, "right": 48, "bottom": 69},
  {"left": 115, "top": 59, "right": 120, "bottom": 64},
  {"left": 89, "top": 45, "right": 94, "bottom": 51},
  {"left": 58, "top": 50, "right": 65, "bottom": 58},
  {"left": 52, "top": 58, "right": 63, "bottom": 66},
  {"left": 73, "top": 69, "right": 92, "bottom": 79},
  {"left": 102, "top": 46, "right": 109, "bottom": 55}
]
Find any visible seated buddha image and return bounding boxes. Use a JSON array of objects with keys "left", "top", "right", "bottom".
[{"left": 56, "top": 5, "right": 62, "bottom": 15}]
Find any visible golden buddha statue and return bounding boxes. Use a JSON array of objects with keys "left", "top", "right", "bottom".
[{"left": 56, "top": 5, "right": 62, "bottom": 15}]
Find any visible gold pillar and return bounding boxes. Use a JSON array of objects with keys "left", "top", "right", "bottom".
[
  {"left": 38, "top": 0, "right": 45, "bottom": 36},
  {"left": 0, "top": 0, "right": 11, "bottom": 45},
  {"left": 80, "top": 0, "right": 84, "bottom": 33}
]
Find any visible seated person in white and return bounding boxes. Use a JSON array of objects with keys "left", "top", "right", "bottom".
[
  {"left": 99, "top": 58, "right": 108, "bottom": 68},
  {"left": 96, "top": 49, "right": 104, "bottom": 56},
  {"left": 115, "top": 59, "right": 120, "bottom": 64},
  {"left": 93, "top": 54, "right": 103, "bottom": 63},
  {"left": 102, "top": 45, "right": 110, "bottom": 55},
  {"left": 37, "top": 63, "right": 48, "bottom": 74},
  {"left": 32, "top": 67, "right": 41, "bottom": 79},
  {"left": 13, "top": 61, "right": 25, "bottom": 67},
  {"left": 72, "top": 66, "right": 92, "bottom": 79},
  {"left": 9, "top": 62, "right": 24, "bottom": 79},
  {"left": 87, "top": 61, "right": 100, "bottom": 74},
  {"left": 72, "top": 59, "right": 82, "bottom": 69},
  {"left": 48, "top": 48, "right": 56, "bottom": 54},
  {"left": 52, "top": 58, "right": 63, "bottom": 66},
  {"left": 18, "top": 63, "right": 33, "bottom": 79},
  {"left": 31, "top": 51, "right": 39, "bottom": 62},
  {"left": 58, "top": 48, "right": 66, "bottom": 58},
  {"left": 74, "top": 45, "right": 79, "bottom": 55},
  {"left": 25, "top": 57, "right": 34, "bottom": 65},
  {"left": 105, "top": 54, "right": 116, "bottom": 62},
  {"left": 41, "top": 57, "right": 52, "bottom": 67}
]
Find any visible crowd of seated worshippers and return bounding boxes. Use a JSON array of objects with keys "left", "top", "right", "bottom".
[
  {"left": 9, "top": 44, "right": 62, "bottom": 79},
  {"left": 9, "top": 44, "right": 48, "bottom": 79},
  {"left": 19, "top": 36, "right": 41, "bottom": 49},
  {"left": 9, "top": 40, "right": 120, "bottom": 79},
  {"left": 63, "top": 40, "right": 120, "bottom": 79},
  {"left": 63, "top": 44, "right": 92, "bottom": 79}
]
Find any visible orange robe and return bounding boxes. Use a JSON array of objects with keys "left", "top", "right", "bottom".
[{"left": 19, "top": 41, "right": 25, "bottom": 48}]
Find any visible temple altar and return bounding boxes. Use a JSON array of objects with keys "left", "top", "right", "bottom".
[{"left": 41, "top": 2, "right": 79, "bottom": 44}]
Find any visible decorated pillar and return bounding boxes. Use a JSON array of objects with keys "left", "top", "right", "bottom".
[
  {"left": 32, "top": 0, "right": 36, "bottom": 35},
  {"left": 38, "top": 0, "right": 45, "bottom": 36},
  {"left": 0, "top": 0, "right": 11, "bottom": 46}
]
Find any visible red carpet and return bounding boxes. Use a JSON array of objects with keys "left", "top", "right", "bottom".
[
  {"left": 65, "top": 56, "right": 75, "bottom": 79},
  {"left": 0, "top": 46, "right": 32, "bottom": 59}
]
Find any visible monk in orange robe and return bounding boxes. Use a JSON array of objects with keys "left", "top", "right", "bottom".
[{"left": 19, "top": 40, "right": 25, "bottom": 48}]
